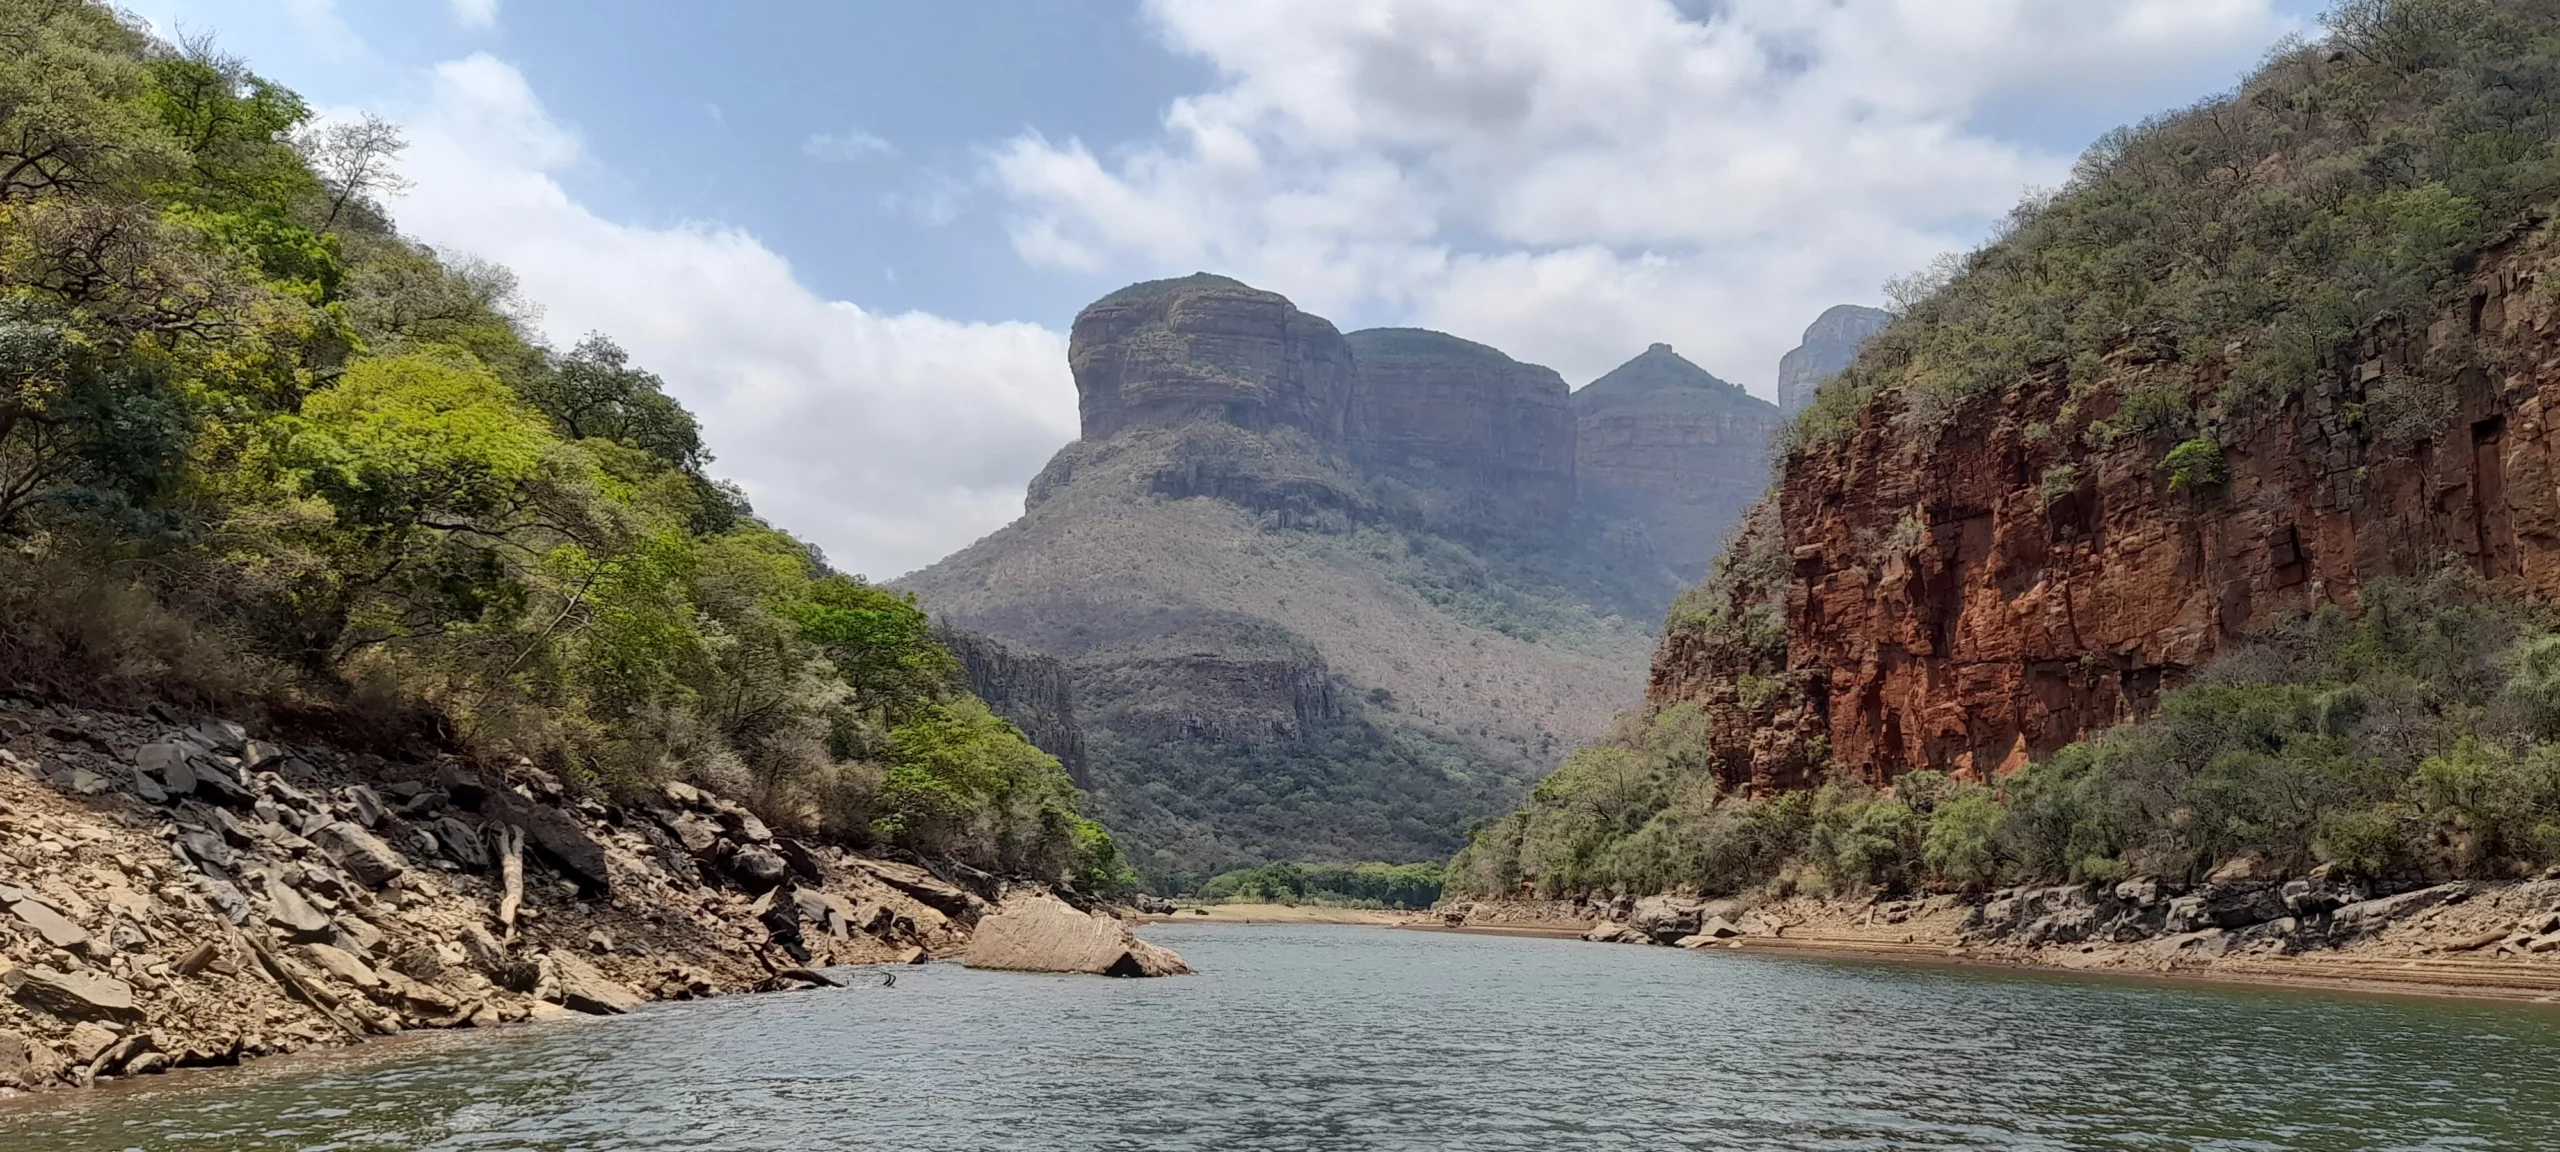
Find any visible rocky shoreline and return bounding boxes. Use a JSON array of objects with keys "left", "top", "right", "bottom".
[
  {"left": 1444, "top": 866, "right": 2560, "bottom": 1001},
  {"left": 0, "top": 699, "right": 1174, "bottom": 1097}
]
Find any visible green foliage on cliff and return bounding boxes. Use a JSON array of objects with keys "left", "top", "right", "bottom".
[
  {"left": 0, "top": 0, "right": 1121, "bottom": 886},
  {"left": 1194, "top": 860, "right": 1445, "bottom": 909},
  {"left": 1452, "top": 571, "right": 2560, "bottom": 899},
  {"left": 1788, "top": 0, "right": 2560, "bottom": 454}
]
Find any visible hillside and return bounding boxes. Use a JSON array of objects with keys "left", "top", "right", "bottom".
[
  {"left": 1452, "top": 0, "right": 2560, "bottom": 902},
  {"left": 0, "top": 0, "right": 1116, "bottom": 887},
  {"left": 903, "top": 276, "right": 1810, "bottom": 883}
]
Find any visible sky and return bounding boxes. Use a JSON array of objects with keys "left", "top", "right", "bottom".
[{"left": 126, "top": 0, "right": 2334, "bottom": 579}]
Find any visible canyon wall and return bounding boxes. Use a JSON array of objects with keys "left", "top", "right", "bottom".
[
  {"left": 1654, "top": 246, "right": 2560, "bottom": 794},
  {"left": 1071, "top": 274, "right": 1356, "bottom": 443}
]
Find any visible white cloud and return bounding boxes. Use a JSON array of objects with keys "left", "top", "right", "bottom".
[
  {"left": 803, "top": 128, "right": 897, "bottom": 163},
  {"left": 991, "top": 0, "right": 2301, "bottom": 391},
  {"left": 394, "top": 56, "right": 1076, "bottom": 579},
  {"left": 448, "top": 0, "right": 499, "bottom": 31}
]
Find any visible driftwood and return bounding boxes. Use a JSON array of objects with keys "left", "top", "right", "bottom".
[
  {"left": 773, "top": 967, "right": 843, "bottom": 988},
  {"left": 494, "top": 823, "right": 526, "bottom": 942},
  {"left": 231, "top": 927, "right": 366, "bottom": 1041}
]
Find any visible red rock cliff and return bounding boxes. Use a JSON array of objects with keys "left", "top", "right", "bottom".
[{"left": 1656, "top": 245, "right": 2560, "bottom": 794}]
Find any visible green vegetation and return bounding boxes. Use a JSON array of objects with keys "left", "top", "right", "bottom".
[
  {"left": 1452, "top": 570, "right": 2560, "bottom": 898},
  {"left": 0, "top": 1, "right": 1122, "bottom": 887},
  {"left": 1194, "top": 861, "right": 1445, "bottom": 909},
  {"left": 1786, "top": 0, "right": 2560, "bottom": 456}
]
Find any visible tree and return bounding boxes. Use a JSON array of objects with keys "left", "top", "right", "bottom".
[
  {"left": 522, "top": 334, "right": 707, "bottom": 472},
  {"left": 295, "top": 112, "right": 410, "bottom": 231}
]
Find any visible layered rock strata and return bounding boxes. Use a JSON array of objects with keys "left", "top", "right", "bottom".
[
  {"left": 1573, "top": 344, "right": 1786, "bottom": 580},
  {"left": 1656, "top": 245, "right": 2560, "bottom": 790}
]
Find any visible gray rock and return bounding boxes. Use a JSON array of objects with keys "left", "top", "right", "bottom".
[
  {"left": 436, "top": 817, "right": 489, "bottom": 870},
  {"left": 658, "top": 811, "right": 722, "bottom": 856},
  {"left": 543, "top": 953, "right": 645, "bottom": 1015},
  {"left": 307, "top": 821, "right": 409, "bottom": 888},
  {"left": 187, "top": 719, "right": 247, "bottom": 754},
  {"left": 299, "top": 942, "right": 381, "bottom": 988},
  {"left": 1582, "top": 922, "right": 1649, "bottom": 944},
  {"left": 962, "top": 890, "right": 1190, "bottom": 977},
  {"left": 486, "top": 792, "right": 611, "bottom": 895},
  {"left": 715, "top": 808, "right": 773, "bottom": 844},
  {"left": 191, "top": 760, "right": 253, "bottom": 807},
  {"left": 61, "top": 1021, "right": 118, "bottom": 1065},
  {"left": 176, "top": 830, "right": 236, "bottom": 872},
  {"left": 5, "top": 893, "right": 93, "bottom": 953},
  {"left": 135, "top": 743, "right": 195, "bottom": 795},
  {"left": 458, "top": 923, "right": 509, "bottom": 975},
  {"left": 1627, "top": 895, "right": 1704, "bottom": 944},
  {"left": 348, "top": 785, "right": 388, "bottom": 829},
  {"left": 725, "top": 844, "right": 789, "bottom": 893},
  {"left": 7, "top": 965, "right": 144, "bottom": 1022},
  {"left": 67, "top": 768, "right": 112, "bottom": 795},
  {"left": 262, "top": 874, "right": 336, "bottom": 942}
]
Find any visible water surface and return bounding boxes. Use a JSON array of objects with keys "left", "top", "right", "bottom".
[{"left": 6, "top": 923, "right": 2557, "bottom": 1150}]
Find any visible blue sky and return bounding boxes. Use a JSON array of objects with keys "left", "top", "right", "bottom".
[{"left": 132, "top": 0, "right": 2333, "bottom": 578}]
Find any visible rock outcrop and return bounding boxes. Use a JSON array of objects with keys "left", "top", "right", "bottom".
[
  {"left": 0, "top": 698, "right": 1021, "bottom": 1097},
  {"left": 1655, "top": 242, "right": 2560, "bottom": 790},
  {"left": 935, "top": 627, "right": 1089, "bottom": 787},
  {"left": 962, "top": 890, "right": 1189, "bottom": 977},
  {"left": 1775, "top": 305, "right": 1891, "bottom": 415},
  {"left": 1573, "top": 344, "right": 1785, "bottom": 580}
]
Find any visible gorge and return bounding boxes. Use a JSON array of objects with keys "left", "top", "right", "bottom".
[{"left": 901, "top": 274, "right": 1835, "bottom": 883}]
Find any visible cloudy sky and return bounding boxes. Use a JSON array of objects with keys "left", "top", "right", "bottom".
[{"left": 128, "top": 0, "right": 2328, "bottom": 579}]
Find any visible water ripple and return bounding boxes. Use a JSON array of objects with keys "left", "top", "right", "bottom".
[{"left": 6, "top": 925, "right": 2559, "bottom": 1150}]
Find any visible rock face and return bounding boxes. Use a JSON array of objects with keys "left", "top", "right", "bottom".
[
  {"left": 1071, "top": 274, "right": 1355, "bottom": 443},
  {"left": 1656, "top": 245, "right": 2560, "bottom": 789},
  {"left": 962, "top": 891, "right": 1189, "bottom": 977},
  {"left": 1574, "top": 344, "right": 1785, "bottom": 580},
  {"left": 935, "top": 627, "right": 1088, "bottom": 787},
  {"left": 1775, "top": 305, "right": 1891, "bottom": 415},
  {"left": 1345, "top": 327, "right": 1577, "bottom": 532}
]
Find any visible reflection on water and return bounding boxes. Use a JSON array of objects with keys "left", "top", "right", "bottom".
[{"left": 5, "top": 924, "right": 2557, "bottom": 1150}]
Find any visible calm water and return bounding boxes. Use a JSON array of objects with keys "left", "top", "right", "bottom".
[{"left": 6, "top": 924, "right": 2558, "bottom": 1150}]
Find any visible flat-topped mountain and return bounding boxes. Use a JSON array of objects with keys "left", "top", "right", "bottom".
[{"left": 902, "top": 275, "right": 1800, "bottom": 881}]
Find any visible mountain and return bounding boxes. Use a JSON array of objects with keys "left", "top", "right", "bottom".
[
  {"left": 1572, "top": 343, "right": 1785, "bottom": 581},
  {"left": 1776, "top": 305, "right": 1892, "bottom": 415},
  {"left": 901, "top": 275, "right": 1780, "bottom": 882},
  {"left": 1453, "top": 0, "right": 2560, "bottom": 902}
]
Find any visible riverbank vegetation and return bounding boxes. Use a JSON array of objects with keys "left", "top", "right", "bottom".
[
  {"left": 1450, "top": 571, "right": 2560, "bottom": 899},
  {"left": 0, "top": 0, "right": 1123, "bottom": 885},
  {"left": 1192, "top": 861, "right": 1445, "bottom": 909}
]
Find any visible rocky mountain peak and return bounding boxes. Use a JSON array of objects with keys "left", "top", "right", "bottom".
[{"left": 1775, "top": 303, "right": 1891, "bottom": 415}]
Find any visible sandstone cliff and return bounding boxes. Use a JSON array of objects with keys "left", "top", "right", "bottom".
[
  {"left": 1574, "top": 344, "right": 1785, "bottom": 581},
  {"left": 1657, "top": 239, "right": 2560, "bottom": 795},
  {"left": 1777, "top": 306, "right": 1892, "bottom": 416}
]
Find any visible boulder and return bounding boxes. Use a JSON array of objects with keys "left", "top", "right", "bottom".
[
  {"left": 2, "top": 889, "right": 92, "bottom": 953},
  {"left": 1581, "top": 922, "right": 1649, "bottom": 944},
  {"left": 135, "top": 743, "right": 196, "bottom": 796},
  {"left": 7, "top": 965, "right": 143, "bottom": 1022},
  {"left": 347, "top": 785, "right": 388, "bottom": 829},
  {"left": 61, "top": 1021, "right": 118, "bottom": 1065},
  {"left": 1627, "top": 895, "right": 1703, "bottom": 944},
  {"left": 191, "top": 760, "right": 254, "bottom": 807},
  {"left": 963, "top": 891, "right": 1190, "bottom": 977},
  {"left": 262, "top": 875, "right": 336, "bottom": 942},
  {"left": 436, "top": 817, "right": 490, "bottom": 870},
  {"left": 542, "top": 953, "right": 644, "bottom": 1015},
  {"left": 187, "top": 719, "right": 248, "bottom": 754},
  {"left": 658, "top": 811, "right": 722, "bottom": 856},
  {"left": 724, "top": 844, "right": 789, "bottom": 893},
  {"left": 0, "top": 1028, "right": 31, "bottom": 1084},
  {"left": 854, "top": 859, "right": 980, "bottom": 920},
  {"left": 307, "top": 820, "right": 409, "bottom": 888},
  {"left": 487, "top": 793, "right": 612, "bottom": 895}
]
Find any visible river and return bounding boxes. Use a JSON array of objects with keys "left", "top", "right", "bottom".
[{"left": 5, "top": 923, "right": 2556, "bottom": 1150}]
